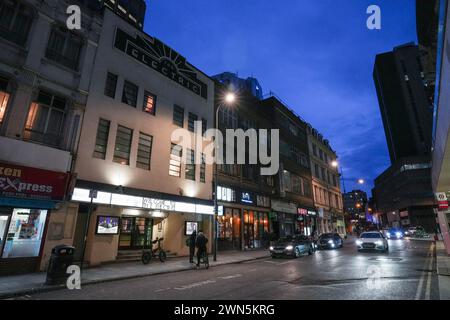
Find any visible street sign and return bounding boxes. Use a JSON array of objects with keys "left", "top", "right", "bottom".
[
  {"left": 435, "top": 192, "right": 448, "bottom": 211},
  {"left": 89, "top": 190, "right": 98, "bottom": 199}
]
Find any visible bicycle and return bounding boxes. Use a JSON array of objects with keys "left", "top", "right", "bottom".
[{"left": 142, "top": 237, "right": 167, "bottom": 264}]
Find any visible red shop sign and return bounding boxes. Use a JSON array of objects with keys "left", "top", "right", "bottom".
[
  {"left": 0, "top": 162, "right": 69, "bottom": 201},
  {"left": 298, "top": 208, "right": 308, "bottom": 215}
]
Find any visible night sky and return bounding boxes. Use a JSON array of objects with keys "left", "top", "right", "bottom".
[{"left": 144, "top": 0, "right": 417, "bottom": 195}]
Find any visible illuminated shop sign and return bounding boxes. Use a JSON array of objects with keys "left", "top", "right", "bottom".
[
  {"left": 298, "top": 208, "right": 308, "bottom": 215},
  {"left": 71, "top": 188, "right": 214, "bottom": 215},
  {"left": 241, "top": 192, "right": 253, "bottom": 204},
  {"left": 114, "top": 28, "right": 208, "bottom": 99},
  {"left": 0, "top": 162, "right": 69, "bottom": 201}
]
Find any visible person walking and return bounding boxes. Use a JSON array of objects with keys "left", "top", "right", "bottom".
[
  {"left": 195, "top": 230, "right": 208, "bottom": 268},
  {"left": 188, "top": 230, "right": 197, "bottom": 263}
]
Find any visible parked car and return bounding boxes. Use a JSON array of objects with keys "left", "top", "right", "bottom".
[
  {"left": 356, "top": 231, "right": 389, "bottom": 252},
  {"left": 404, "top": 226, "right": 425, "bottom": 237},
  {"left": 317, "top": 233, "right": 343, "bottom": 250},
  {"left": 385, "top": 227, "right": 404, "bottom": 239},
  {"left": 270, "top": 235, "right": 315, "bottom": 258}
]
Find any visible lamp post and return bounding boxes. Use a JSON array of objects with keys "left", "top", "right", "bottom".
[{"left": 213, "top": 92, "right": 236, "bottom": 262}]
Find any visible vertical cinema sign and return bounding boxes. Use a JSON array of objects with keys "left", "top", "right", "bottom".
[{"left": 114, "top": 28, "right": 208, "bottom": 99}]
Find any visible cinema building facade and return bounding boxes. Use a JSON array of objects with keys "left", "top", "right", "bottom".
[{"left": 69, "top": 8, "right": 215, "bottom": 266}]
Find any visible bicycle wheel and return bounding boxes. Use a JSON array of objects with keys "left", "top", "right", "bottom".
[
  {"left": 159, "top": 250, "right": 167, "bottom": 262},
  {"left": 142, "top": 251, "right": 151, "bottom": 265}
]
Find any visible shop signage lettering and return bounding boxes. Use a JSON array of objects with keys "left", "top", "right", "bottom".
[
  {"left": 0, "top": 163, "right": 68, "bottom": 201},
  {"left": 143, "top": 198, "right": 176, "bottom": 211},
  {"left": 114, "top": 28, "right": 208, "bottom": 99},
  {"left": 298, "top": 208, "right": 308, "bottom": 215}
]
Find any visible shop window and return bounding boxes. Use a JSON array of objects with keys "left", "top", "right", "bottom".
[
  {"left": 24, "top": 90, "right": 66, "bottom": 147},
  {"left": 200, "top": 153, "right": 206, "bottom": 183},
  {"left": 93, "top": 118, "right": 110, "bottom": 159},
  {"left": 0, "top": 0, "right": 34, "bottom": 46},
  {"left": 173, "top": 105, "right": 184, "bottom": 127},
  {"left": 2, "top": 209, "right": 47, "bottom": 258},
  {"left": 113, "top": 125, "right": 133, "bottom": 165},
  {"left": 201, "top": 118, "right": 207, "bottom": 136},
  {"left": 188, "top": 112, "right": 198, "bottom": 132},
  {"left": 136, "top": 132, "right": 153, "bottom": 170},
  {"left": 185, "top": 148, "right": 196, "bottom": 180},
  {"left": 46, "top": 25, "right": 83, "bottom": 70},
  {"left": 104, "top": 72, "right": 118, "bottom": 99},
  {"left": 0, "top": 77, "right": 10, "bottom": 126},
  {"left": 169, "top": 143, "right": 182, "bottom": 177},
  {"left": 143, "top": 90, "right": 156, "bottom": 115},
  {"left": 121, "top": 80, "right": 138, "bottom": 108}
]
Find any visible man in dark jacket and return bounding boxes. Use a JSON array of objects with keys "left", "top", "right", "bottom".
[
  {"left": 195, "top": 230, "right": 208, "bottom": 267},
  {"left": 188, "top": 230, "right": 197, "bottom": 263}
]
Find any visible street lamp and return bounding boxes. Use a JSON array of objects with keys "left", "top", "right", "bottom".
[
  {"left": 358, "top": 179, "right": 365, "bottom": 185},
  {"left": 213, "top": 92, "right": 236, "bottom": 262}
]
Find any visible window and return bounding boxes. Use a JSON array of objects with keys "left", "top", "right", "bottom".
[
  {"left": 113, "top": 125, "right": 133, "bottom": 165},
  {"left": 24, "top": 90, "right": 66, "bottom": 147},
  {"left": 283, "top": 170, "right": 291, "bottom": 192},
  {"left": 93, "top": 118, "right": 110, "bottom": 159},
  {"left": 314, "top": 164, "right": 320, "bottom": 178},
  {"left": 321, "top": 168, "right": 326, "bottom": 181},
  {"left": 136, "top": 132, "right": 153, "bottom": 170},
  {"left": 0, "top": 0, "right": 34, "bottom": 46},
  {"left": 303, "top": 180, "right": 312, "bottom": 197},
  {"left": 312, "top": 144, "right": 318, "bottom": 157},
  {"left": 202, "top": 118, "right": 207, "bottom": 136},
  {"left": 333, "top": 175, "right": 338, "bottom": 187},
  {"left": 173, "top": 105, "right": 184, "bottom": 127},
  {"left": 143, "top": 91, "right": 156, "bottom": 115},
  {"left": 185, "top": 149, "right": 196, "bottom": 180},
  {"left": 220, "top": 107, "right": 238, "bottom": 129},
  {"left": 104, "top": 72, "right": 118, "bottom": 99},
  {"left": 0, "top": 77, "right": 10, "bottom": 126},
  {"left": 169, "top": 144, "right": 182, "bottom": 177},
  {"left": 122, "top": 80, "right": 138, "bottom": 107},
  {"left": 292, "top": 175, "right": 301, "bottom": 194},
  {"left": 200, "top": 153, "right": 206, "bottom": 183},
  {"left": 319, "top": 149, "right": 324, "bottom": 161},
  {"left": 217, "top": 186, "right": 236, "bottom": 202},
  {"left": 188, "top": 112, "right": 198, "bottom": 132},
  {"left": 46, "top": 26, "right": 83, "bottom": 70}
]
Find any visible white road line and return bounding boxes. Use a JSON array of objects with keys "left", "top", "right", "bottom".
[
  {"left": 218, "top": 274, "right": 242, "bottom": 280},
  {"left": 264, "top": 260, "right": 295, "bottom": 265},
  {"left": 415, "top": 243, "right": 433, "bottom": 300},
  {"left": 425, "top": 244, "right": 435, "bottom": 300},
  {"left": 174, "top": 279, "right": 216, "bottom": 291}
]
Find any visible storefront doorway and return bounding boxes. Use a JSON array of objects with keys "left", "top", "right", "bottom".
[
  {"left": 0, "top": 212, "right": 11, "bottom": 257},
  {"left": 119, "top": 217, "right": 153, "bottom": 250}
]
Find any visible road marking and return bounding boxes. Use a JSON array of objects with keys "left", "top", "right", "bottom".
[
  {"left": 264, "top": 260, "right": 295, "bottom": 265},
  {"left": 415, "top": 243, "right": 433, "bottom": 300},
  {"left": 218, "top": 274, "right": 242, "bottom": 280},
  {"left": 425, "top": 244, "right": 435, "bottom": 300},
  {"left": 174, "top": 279, "right": 216, "bottom": 291}
]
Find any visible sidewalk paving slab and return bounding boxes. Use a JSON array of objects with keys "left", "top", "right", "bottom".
[
  {"left": 0, "top": 250, "right": 269, "bottom": 299},
  {"left": 436, "top": 241, "right": 450, "bottom": 300}
]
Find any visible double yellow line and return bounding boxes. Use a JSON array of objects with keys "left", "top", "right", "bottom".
[{"left": 415, "top": 242, "right": 435, "bottom": 300}]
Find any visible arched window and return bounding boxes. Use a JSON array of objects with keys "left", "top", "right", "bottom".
[{"left": 0, "top": 0, "right": 34, "bottom": 46}]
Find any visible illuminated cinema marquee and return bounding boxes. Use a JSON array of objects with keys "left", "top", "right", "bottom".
[{"left": 114, "top": 28, "right": 208, "bottom": 99}]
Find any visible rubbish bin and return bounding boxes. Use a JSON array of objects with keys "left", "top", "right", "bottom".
[{"left": 46, "top": 245, "right": 75, "bottom": 285}]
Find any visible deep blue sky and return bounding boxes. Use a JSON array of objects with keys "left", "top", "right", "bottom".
[{"left": 143, "top": 0, "right": 417, "bottom": 195}]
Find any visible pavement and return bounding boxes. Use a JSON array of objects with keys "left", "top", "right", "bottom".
[
  {"left": 0, "top": 249, "right": 269, "bottom": 299},
  {"left": 436, "top": 240, "right": 450, "bottom": 300},
  {"left": 7, "top": 237, "right": 449, "bottom": 300}
]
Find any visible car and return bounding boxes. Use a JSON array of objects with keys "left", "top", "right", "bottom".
[
  {"left": 317, "top": 233, "right": 343, "bottom": 250},
  {"left": 404, "top": 226, "right": 425, "bottom": 237},
  {"left": 385, "top": 228, "right": 404, "bottom": 239},
  {"left": 356, "top": 231, "right": 389, "bottom": 252},
  {"left": 270, "top": 235, "right": 315, "bottom": 258}
]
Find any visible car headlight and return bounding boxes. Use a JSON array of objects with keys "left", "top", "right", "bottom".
[
  {"left": 328, "top": 240, "right": 334, "bottom": 244},
  {"left": 386, "top": 232, "right": 391, "bottom": 238},
  {"left": 269, "top": 246, "right": 274, "bottom": 251},
  {"left": 356, "top": 240, "right": 363, "bottom": 245},
  {"left": 375, "top": 241, "right": 383, "bottom": 246},
  {"left": 285, "top": 245, "right": 294, "bottom": 251},
  {"left": 396, "top": 232, "right": 402, "bottom": 237}
]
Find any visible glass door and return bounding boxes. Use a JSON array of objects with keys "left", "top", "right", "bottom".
[{"left": 0, "top": 214, "right": 11, "bottom": 257}]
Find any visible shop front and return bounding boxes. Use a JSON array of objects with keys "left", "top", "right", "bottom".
[
  {"left": 0, "top": 162, "right": 70, "bottom": 275},
  {"left": 296, "top": 207, "right": 318, "bottom": 236},
  {"left": 217, "top": 186, "right": 271, "bottom": 251},
  {"left": 270, "top": 200, "right": 298, "bottom": 239},
  {"left": 71, "top": 185, "right": 214, "bottom": 266}
]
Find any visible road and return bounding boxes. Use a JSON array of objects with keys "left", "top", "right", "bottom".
[{"left": 16, "top": 238, "right": 439, "bottom": 300}]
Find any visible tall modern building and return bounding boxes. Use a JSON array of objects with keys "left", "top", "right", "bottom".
[
  {"left": 212, "top": 72, "right": 264, "bottom": 100},
  {"left": 372, "top": 43, "right": 436, "bottom": 232},
  {"left": 373, "top": 43, "right": 434, "bottom": 163}
]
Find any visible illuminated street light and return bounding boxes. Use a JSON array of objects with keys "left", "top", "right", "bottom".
[
  {"left": 358, "top": 179, "right": 365, "bottom": 184},
  {"left": 331, "top": 160, "right": 338, "bottom": 168},
  {"left": 225, "top": 92, "right": 236, "bottom": 104}
]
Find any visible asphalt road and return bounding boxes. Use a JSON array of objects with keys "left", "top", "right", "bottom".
[{"left": 16, "top": 238, "right": 439, "bottom": 300}]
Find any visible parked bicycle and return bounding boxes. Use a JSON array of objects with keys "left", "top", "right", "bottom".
[{"left": 142, "top": 237, "right": 167, "bottom": 264}]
